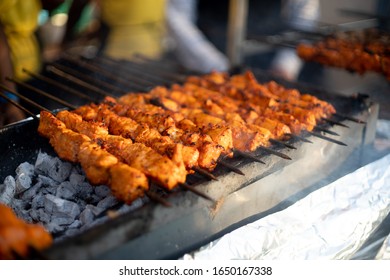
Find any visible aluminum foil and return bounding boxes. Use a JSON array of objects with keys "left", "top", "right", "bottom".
[
  {"left": 183, "top": 152, "right": 390, "bottom": 260},
  {"left": 376, "top": 233, "right": 390, "bottom": 260}
]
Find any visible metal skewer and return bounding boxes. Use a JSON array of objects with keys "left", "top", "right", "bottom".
[
  {"left": 321, "top": 117, "right": 350, "bottom": 128},
  {"left": 91, "top": 58, "right": 155, "bottom": 87},
  {"left": 51, "top": 63, "right": 127, "bottom": 95},
  {"left": 284, "top": 133, "right": 313, "bottom": 143},
  {"left": 217, "top": 159, "right": 245, "bottom": 175},
  {"left": 314, "top": 126, "right": 340, "bottom": 136},
  {"left": 60, "top": 54, "right": 149, "bottom": 91},
  {"left": 145, "top": 190, "right": 172, "bottom": 207},
  {"left": 333, "top": 113, "right": 366, "bottom": 124},
  {"left": 179, "top": 182, "right": 215, "bottom": 202},
  {"left": 96, "top": 56, "right": 175, "bottom": 86},
  {"left": 0, "top": 90, "right": 39, "bottom": 120},
  {"left": 0, "top": 84, "right": 53, "bottom": 115},
  {"left": 7, "top": 78, "right": 77, "bottom": 110},
  {"left": 234, "top": 149, "right": 266, "bottom": 164},
  {"left": 192, "top": 166, "right": 219, "bottom": 181},
  {"left": 269, "top": 138, "right": 296, "bottom": 149},
  {"left": 22, "top": 68, "right": 98, "bottom": 103},
  {"left": 308, "top": 131, "right": 348, "bottom": 146},
  {"left": 46, "top": 66, "right": 117, "bottom": 98},
  {"left": 257, "top": 146, "right": 292, "bottom": 160}
]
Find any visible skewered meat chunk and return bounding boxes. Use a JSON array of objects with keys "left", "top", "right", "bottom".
[
  {"left": 148, "top": 86, "right": 272, "bottom": 151},
  {"left": 0, "top": 204, "right": 52, "bottom": 259},
  {"left": 39, "top": 111, "right": 90, "bottom": 163},
  {"left": 109, "top": 162, "right": 149, "bottom": 203},
  {"left": 296, "top": 29, "right": 390, "bottom": 80},
  {"left": 187, "top": 70, "right": 335, "bottom": 121},
  {"left": 78, "top": 142, "right": 148, "bottom": 202},
  {"left": 105, "top": 142, "right": 186, "bottom": 190},
  {"left": 55, "top": 109, "right": 187, "bottom": 190},
  {"left": 104, "top": 97, "right": 226, "bottom": 170},
  {"left": 78, "top": 141, "right": 119, "bottom": 185},
  {"left": 39, "top": 111, "right": 150, "bottom": 204},
  {"left": 72, "top": 104, "right": 199, "bottom": 171}
]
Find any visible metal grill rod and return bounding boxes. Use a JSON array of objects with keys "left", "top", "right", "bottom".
[
  {"left": 46, "top": 66, "right": 117, "bottom": 98},
  {"left": 307, "top": 131, "right": 347, "bottom": 146},
  {"left": 0, "top": 90, "right": 39, "bottom": 121},
  {"left": 0, "top": 84, "right": 53, "bottom": 115},
  {"left": 60, "top": 54, "right": 149, "bottom": 91},
  {"left": 51, "top": 63, "right": 127, "bottom": 96},
  {"left": 22, "top": 68, "right": 98, "bottom": 103},
  {"left": 7, "top": 78, "right": 77, "bottom": 110}
]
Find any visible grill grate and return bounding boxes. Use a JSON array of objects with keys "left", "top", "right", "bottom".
[{"left": 0, "top": 53, "right": 375, "bottom": 259}]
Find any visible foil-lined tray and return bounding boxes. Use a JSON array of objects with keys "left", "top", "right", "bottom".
[{"left": 183, "top": 151, "right": 390, "bottom": 260}]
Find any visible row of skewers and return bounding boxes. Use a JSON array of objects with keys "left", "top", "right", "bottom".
[
  {"left": 30, "top": 66, "right": 348, "bottom": 205},
  {"left": 0, "top": 56, "right": 362, "bottom": 259},
  {"left": 297, "top": 29, "right": 390, "bottom": 79}
]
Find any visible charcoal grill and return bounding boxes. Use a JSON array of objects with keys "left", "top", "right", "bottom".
[{"left": 0, "top": 52, "right": 379, "bottom": 259}]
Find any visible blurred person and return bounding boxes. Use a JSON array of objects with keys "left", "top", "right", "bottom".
[
  {"left": 62, "top": 0, "right": 167, "bottom": 60},
  {"left": 61, "top": 0, "right": 229, "bottom": 73},
  {"left": 196, "top": 0, "right": 320, "bottom": 80},
  {"left": 166, "top": 0, "right": 229, "bottom": 73},
  {"left": 0, "top": 0, "right": 65, "bottom": 127},
  {"left": 270, "top": 0, "right": 320, "bottom": 81}
]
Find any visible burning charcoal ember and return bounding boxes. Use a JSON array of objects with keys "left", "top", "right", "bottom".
[
  {"left": 69, "top": 172, "right": 85, "bottom": 187},
  {"left": 5, "top": 150, "right": 138, "bottom": 241},
  {"left": 48, "top": 158, "right": 72, "bottom": 183},
  {"left": 45, "top": 222, "right": 65, "bottom": 234},
  {"left": 79, "top": 208, "right": 95, "bottom": 226},
  {"left": 0, "top": 176, "right": 16, "bottom": 205},
  {"left": 74, "top": 199, "right": 87, "bottom": 211},
  {"left": 15, "top": 173, "right": 33, "bottom": 195},
  {"left": 97, "top": 195, "right": 119, "bottom": 209},
  {"left": 11, "top": 198, "right": 29, "bottom": 212},
  {"left": 37, "top": 174, "right": 59, "bottom": 189},
  {"left": 44, "top": 194, "right": 81, "bottom": 226},
  {"left": 68, "top": 220, "right": 82, "bottom": 229},
  {"left": 34, "top": 151, "right": 55, "bottom": 175},
  {"left": 36, "top": 208, "right": 51, "bottom": 224},
  {"left": 94, "top": 185, "right": 111, "bottom": 198},
  {"left": 35, "top": 152, "right": 72, "bottom": 182},
  {"left": 77, "top": 182, "right": 94, "bottom": 201},
  {"left": 20, "top": 181, "right": 42, "bottom": 200},
  {"left": 31, "top": 194, "right": 45, "bottom": 209},
  {"left": 85, "top": 204, "right": 105, "bottom": 216},
  {"left": 16, "top": 209, "right": 33, "bottom": 224},
  {"left": 89, "top": 194, "right": 103, "bottom": 205},
  {"left": 56, "top": 181, "right": 78, "bottom": 200},
  {"left": 16, "top": 162, "right": 34, "bottom": 177},
  {"left": 29, "top": 208, "right": 40, "bottom": 221},
  {"left": 15, "top": 162, "right": 34, "bottom": 194},
  {"left": 11, "top": 199, "right": 31, "bottom": 223},
  {"left": 29, "top": 206, "right": 53, "bottom": 224}
]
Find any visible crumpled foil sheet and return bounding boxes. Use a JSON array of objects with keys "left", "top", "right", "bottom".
[
  {"left": 376, "top": 232, "right": 390, "bottom": 260},
  {"left": 183, "top": 152, "right": 390, "bottom": 260}
]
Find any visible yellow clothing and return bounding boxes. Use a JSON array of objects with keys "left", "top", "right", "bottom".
[
  {"left": 99, "top": 0, "right": 167, "bottom": 59},
  {"left": 0, "top": 0, "right": 41, "bottom": 80}
]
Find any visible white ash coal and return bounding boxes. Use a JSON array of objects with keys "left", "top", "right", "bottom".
[{"left": 0, "top": 151, "right": 145, "bottom": 241}]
